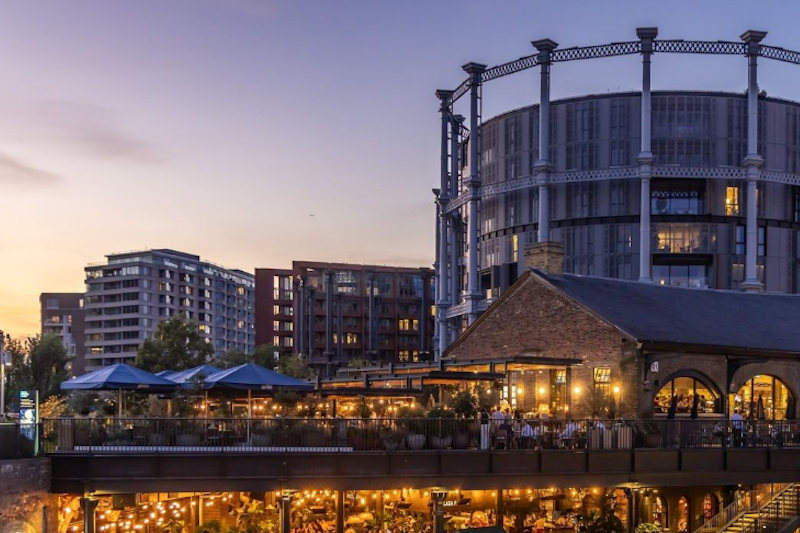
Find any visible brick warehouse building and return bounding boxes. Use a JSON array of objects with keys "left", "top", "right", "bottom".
[
  {"left": 444, "top": 241, "right": 800, "bottom": 419},
  {"left": 255, "top": 261, "right": 435, "bottom": 369}
]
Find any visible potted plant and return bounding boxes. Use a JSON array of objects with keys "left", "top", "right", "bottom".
[
  {"left": 398, "top": 405, "right": 427, "bottom": 450},
  {"left": 380, "top": 425, "right": 401, "bottom": 451},
  {"left": 451, "top": 390, "right": 478, "bottom": 449},
  {"left": 427, "top": 406, "right": 456, "bottom": 449}
]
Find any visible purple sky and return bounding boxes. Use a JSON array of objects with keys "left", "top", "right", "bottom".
[{"left": 2, "top": 0, "right": 800, "bottom": 335}]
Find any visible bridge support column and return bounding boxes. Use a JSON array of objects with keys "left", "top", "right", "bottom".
[
  {"left": 280, "top": 491, "right": 293, "bottom": 533},
  {"left": 81, "top": 497, "right": 98, "bottom": 533},
  {"left": 336, "top": 490, "right": 344, "bottom": 533},
  {"left": 533, "top": 39, "right": 557, "bottom": 244},
  {"left": 741, "top": 29, "right": 768, "bottom": 292},
  {"left": 431, "top": 488, "right": 448, "bottom": 533},
  {"left": 462, "top": 62, "right": 487, "bottom": 325},
  {"left": 637, "top": 27, "right": 657, "bottom": 283}
]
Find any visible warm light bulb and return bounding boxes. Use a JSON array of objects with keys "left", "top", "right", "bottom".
[
  {"left": 538, "top": 387, "right": 546, "bottom": 395},
  {"left": 573, "top": 386, "right": 581, "bottom": 395}
]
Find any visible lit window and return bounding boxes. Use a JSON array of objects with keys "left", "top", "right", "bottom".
[
  {"left": 725, "top": 186, "right": 740, "bottom": 216},
  {"left": 593, "top": 367, "right": 611, "bottom": 396},
  {"left": 512, "top": 234, "right": 519, "bottom": 262}
]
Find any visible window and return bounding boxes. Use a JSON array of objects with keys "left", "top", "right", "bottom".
[
  {"left": 651, "top": 180, "right": 705, "bottom": 215},
  {"left": 654, "top": 377, "right": 720, "bottom": 414},
  {"left": 725, "top": 186, "right": 741, "bottom": 216},
  {"left": 654, "top": 223, "right": 717, "bottom": 254},
  {"left": 46, "top": 299, "right": 59, "bottom": 309},
  {"left": 398, "top": 319, "right": 418, "bottom": 331},
  {"left": 793, "top": 187, "right": 800, "bottom": 224},
  {"left": 593, "top": 367, "right": 611, "bottom": 396},
  {"left": 511, "top": 234, "right": 519, "bottom": 263},
  {"left": 734, "top": 225, "right": 765, "bottom": 256},
  {"left": 732, "top": 375, "right": 792, "bottom": 420},
  {"left": 653, "top": 264, "right": 709, "bottom": 289}
]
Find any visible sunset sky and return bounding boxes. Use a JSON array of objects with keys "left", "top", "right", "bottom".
[{"left": 2, "top": 0, "right": 800, "bottom": 336}]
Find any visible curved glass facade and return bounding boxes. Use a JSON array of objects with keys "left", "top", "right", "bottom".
[{"left": 470, "top": 91, "right": 800, "bottom": 295}]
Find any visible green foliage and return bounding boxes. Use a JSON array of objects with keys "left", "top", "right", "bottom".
[
  {"left": 580, "top": 386, "right": 613, "bottom": 418},
  {"left": 587, "top": 516, "right": 625, "bottom": 533},
  {"left": 66, "top": 391, "right": 99, "bottom": 416},
  {"left": 346, "top": 357, "right": 373, "bottom": 369},
  {"left": 355, "top": 395, "right": 372, "bottom": 419},
  {"left": 273, "top": 390, "right": 301, "bottom": 411},
  {"left": 134, "top": 316, "right": 214, "bottom": 373},
  {"left": 219, "top": 344, "right": 279, "bottom": 370},
  {"left": 636, "top": 524, "right": 667, "bottom": 533},
  {"left": 276, "top": 353, "right": 315, "bottom": 379},
  {"left": 194, "top": 521, "right": 223, "bottom": 533},
  {"left": 426, "top": 406, "right": 456, "bottom": 419},
  {"left": 451, "top": 390, "right": 479, "bottom": 419},
  {"left": 5, "top": 333, "right": 72, "bottom": 405}
]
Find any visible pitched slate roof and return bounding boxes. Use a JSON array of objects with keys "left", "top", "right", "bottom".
[{"left": 537, "top": 271, "right": 800, "bottom": 355}]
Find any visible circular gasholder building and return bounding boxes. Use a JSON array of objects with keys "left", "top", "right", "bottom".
[{"left": 433, "top": 28, "right": 800, "bottom": 357}]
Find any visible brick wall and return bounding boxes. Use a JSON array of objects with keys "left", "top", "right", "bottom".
[
  {"left": 446, "top": 273, "right": 642, "bottom": 416},
  {"left": 0, "top": 458, "right": 57, "bottom": 533}
]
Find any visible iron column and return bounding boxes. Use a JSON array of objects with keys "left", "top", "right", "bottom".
[
  {"left": 741, "top": 30, "right": 767, "bottom": 292},
  {"left": 532, "top": 39, "right": 558, "bottom": 243},
  {"left": 637, "top": 27, "right": 658, "bottom": 282},
  {"left": 462, "top": 62, "right": 487, "bottom": 325}
]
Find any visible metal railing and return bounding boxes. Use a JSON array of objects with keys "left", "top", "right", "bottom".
[
  {"left": 694, "top": 485, "right": 787, "bottom": 533},
  {"left": 736, "top": 484, "right": 800, "bottom": 533},
  {"left": 0, "top": 422, "right": 38, "bottom": 459},
  {"left": 40, "top": 417, "right": 800, "bottom": 454}
]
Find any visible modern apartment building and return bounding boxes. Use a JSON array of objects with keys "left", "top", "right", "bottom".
[
  {"left": 255, "top": 261, "right": 434, "bottom": 368},
  {"left": 39, "top": 293, "right": 85, "bottom": 374},
  {"left": 83, "top": 249, "right": 255, "bottom": 370}
]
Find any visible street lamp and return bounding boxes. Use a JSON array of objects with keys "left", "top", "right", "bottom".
[{"left": 431, "top": 487, "right": 449, "bottom": 533}]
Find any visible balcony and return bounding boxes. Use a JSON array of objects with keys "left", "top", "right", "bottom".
[{"left": 42, "top": 417, "right": 800, "bottom": 493}]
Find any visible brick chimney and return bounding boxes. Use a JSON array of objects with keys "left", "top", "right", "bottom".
[{"left": 524, "top": 241, "right": 564, "bottom": 275}]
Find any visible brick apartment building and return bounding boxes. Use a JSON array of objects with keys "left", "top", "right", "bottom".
[{"left": 255, "top": 261, "right": 434, "bottom": 369}]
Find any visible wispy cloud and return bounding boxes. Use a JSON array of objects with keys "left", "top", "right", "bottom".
[
  {"left": 0, "top": 99, "right": 163, "bottom": 164},
  {"left": 33, "top": 101, "right": 163, "bottom": 163},
  {"left": 0, "top": 151, "right": 62, "bottom": 189}
]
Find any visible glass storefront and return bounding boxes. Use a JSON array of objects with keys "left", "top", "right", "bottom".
[
  {"left": 653, "top": 264, "right": 709, "bottom": 289},
  {"left": 732, "top": 375, "right": 793, "bottom": 420},
  {"left": 654, "top": 377, "right": 720, "bottom": 414}
]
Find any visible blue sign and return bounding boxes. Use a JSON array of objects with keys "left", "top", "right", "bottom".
[{"left": 19, "top": 390, "right": 38, "bottom": 443}]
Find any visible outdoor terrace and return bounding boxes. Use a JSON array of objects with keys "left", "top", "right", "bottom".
[{"left": 41, "top": 417, "right": 800, "bottom": 494}]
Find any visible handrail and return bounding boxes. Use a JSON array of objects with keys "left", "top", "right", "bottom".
[
  {"left": 738, "top": 484, "right": 800, "bottom": 533},
  {"left": 695, "top": 485, "right": 788, "bottom": 533},
  {"left": 40, "top": 417, "right": 800, "bottom": 454}
]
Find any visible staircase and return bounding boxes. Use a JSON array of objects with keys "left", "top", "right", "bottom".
[{"left": 695, "top": 485, "right": 800, "bottom": 533}]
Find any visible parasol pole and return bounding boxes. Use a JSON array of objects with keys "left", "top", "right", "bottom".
[
  {"left": 118, "top": 389, "right": 123, "bottom": 418},
  {"left": 247, "top": 389, "right": 252, "bottom": 444}
]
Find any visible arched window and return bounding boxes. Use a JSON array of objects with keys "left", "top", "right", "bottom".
[
  {"left": 654, "top": 376, "right": 720, "bottom": 414},
  {"left": 703, "top": 493, "right": 719, "bottom": 520},
  {"left": 678, "top": 496, "right": 691, "bottom": 533},
  {"left": 732, "top": 375, "right": 794, "bottom": 420},
  {"left": 652, "top": 495, "right": 667, "bottom": 527}
]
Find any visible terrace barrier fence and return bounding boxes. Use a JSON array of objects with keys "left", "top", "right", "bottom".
[
  {"left": 0, "top": 422, "right": 38, "bottom": 459},
  {"left": 40, "top": 417, "right": 800, "bottom": 454}
]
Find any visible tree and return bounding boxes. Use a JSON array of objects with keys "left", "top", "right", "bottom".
[
  {"left": 6, "top": 334, "right": 72, "bottom": 403},
  {"left": 219, "top": 344, "right": 279, "bottom": 369},
  {"left": 276, "top": 353, "right": 315, "bottom": 379},
  {"left": 134, "top": 317, "right": 214, "bottom": 373}
]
